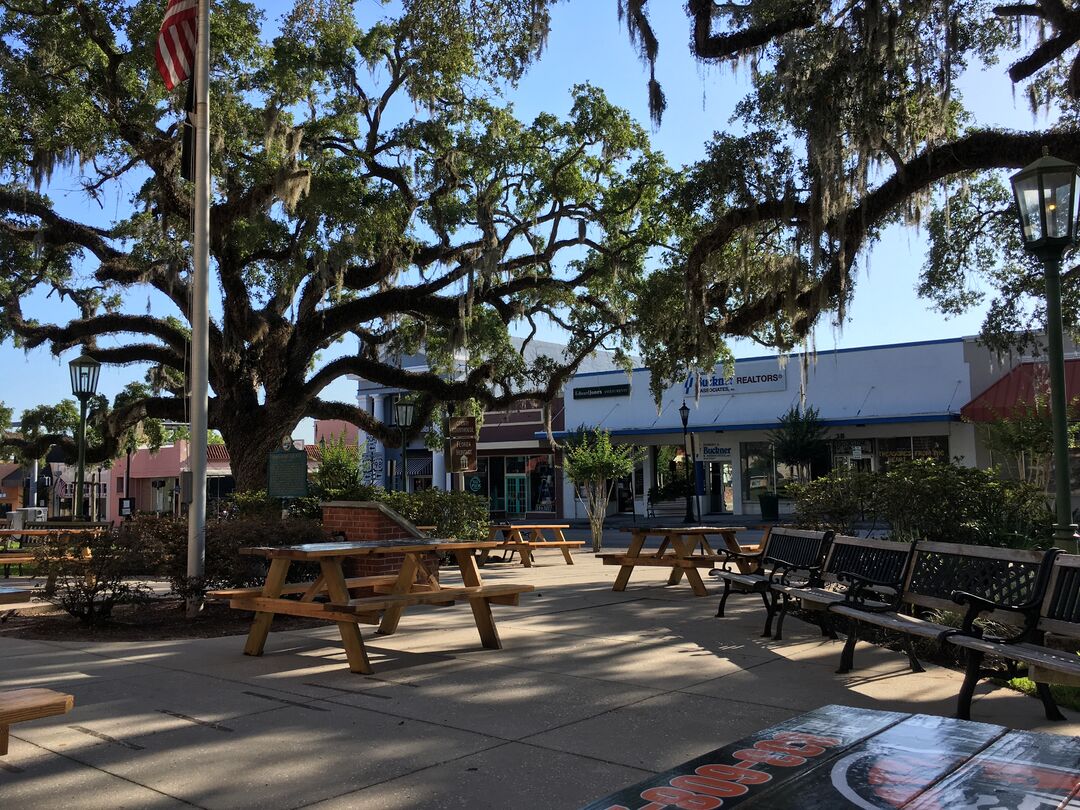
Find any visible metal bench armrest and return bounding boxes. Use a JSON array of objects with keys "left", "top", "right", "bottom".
[
  {"left": 837, "top": 571, "right": 902, "bottom": 612},
  {"left": 950, "top": 590, "right": 1041, "bottom": 640}
]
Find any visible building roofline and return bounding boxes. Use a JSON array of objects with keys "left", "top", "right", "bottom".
[{"left": 570, "top": 336, "right": 969, "bottom": 380}]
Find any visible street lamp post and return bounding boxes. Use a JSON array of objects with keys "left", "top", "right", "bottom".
[
  {"left": 68, "top": 354, "right": 101, "bottom": 521},
  {"left": 1010, "top": 151, "right": 1080, "bottom": 546},
  {"left": 395, "top": 399, "right": 417, "bottom": 494},
  {"left": 679, "top": 401, "right": 695, "bottom": 524}
]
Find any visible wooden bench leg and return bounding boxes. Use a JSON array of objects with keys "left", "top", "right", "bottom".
[
  {"left": 378, "top": 554, "right": 420, "bottom": 636},
  {"left": 0, "top": 724, "right": 8, "bottom": 756},
  {"left": 321, "top": 560, "right": 372, "bottom": 674},
  {"left": 613, "top": 533, "right": 646, "bottom": 592},
  {"left": 469, "top": 597, "right": 502, "bottom": 649},
  {"left": 560, "top": 546, "right": 574, "bottom": 565},
  {"left": 243, "top": 558, "right": 290, "bottom": 657},
  {"left": 520, "top": 547, "right": 533, "bottom": 568},
  {"left": 667, "top": 567, "right": 685, "bottom": 585},
  {"left": 684, "top": 567, "right": 708, "bottom": 597}
]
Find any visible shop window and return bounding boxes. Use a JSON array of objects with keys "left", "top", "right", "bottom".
[
  {"left": 527, "top": 454, "right": 555, "bottom": 512},
  {"left": 740, "top": 442, "right": 797, "bottom": 501}
]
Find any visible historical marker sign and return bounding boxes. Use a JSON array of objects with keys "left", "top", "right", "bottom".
[
  {"left": 448, "top": 416, "right": 476, "bottom": 438},
  {"left": 449, "top": 437, "right": 477, "bottom": 473},
  {"left": 267, "top": 445, "right": 308, "bottom": 498}
]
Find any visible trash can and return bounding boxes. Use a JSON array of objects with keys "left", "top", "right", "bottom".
[{"left": 759, "top": 493, "right": 780, "bottom": 521}]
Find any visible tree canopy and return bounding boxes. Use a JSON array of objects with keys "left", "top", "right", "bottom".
[
  {"left": 0, "top": 0, "right": 671, "bottom": 489},
  {"left": 620, "top": 0, "right": 1080, "bottom": 369}
]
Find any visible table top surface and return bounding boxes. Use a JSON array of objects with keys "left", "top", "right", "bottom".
[
  {"left": 581, "top": 704, "right": 1080, "bottom": 810},
  {"left": 621, "top": 525, "right": 747, "bottom": 535},
  {"left": 240, "top": 539, "right": 506, "bottom": 559}
]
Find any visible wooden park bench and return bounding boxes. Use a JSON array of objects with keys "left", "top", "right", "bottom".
[
  {"left": 207, "top": 574, "right": 403, "bottom": 603},
  {"left": 829, "top": 541, "right": 1059, "bottom": 676},
  {"left": 769, "top": 535, "right": 916, "bottom": 641},
  {"left": 0, "top": 688, "right": 74, "bottom": 755},
  {"left": 709, "top": 527, "right": 834, "bottom": 637},
  {"left": 948, "top": 552, "right": 1080, "bottom": 721}
]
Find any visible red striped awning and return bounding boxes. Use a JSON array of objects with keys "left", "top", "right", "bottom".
[{"left": 961, "top": 359, "right": 1080, "bottom": 422}]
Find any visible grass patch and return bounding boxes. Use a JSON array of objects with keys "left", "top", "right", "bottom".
[{"left": 1007, "top": 677, "right": 1080, "bottom": 711}]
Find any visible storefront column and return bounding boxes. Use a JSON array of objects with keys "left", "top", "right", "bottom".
[
  {"left": 642, "top": 448, "right": 655, "bottom": 505},
  {"left": 431, "top": 449, "right": 447, "bottom": 490},
  {"left": 368, "top": 394, "right": 386, "bottom": 488}
]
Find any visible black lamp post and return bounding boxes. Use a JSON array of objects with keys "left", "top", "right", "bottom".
[
  {"left": 1010, "top": 151, "right": 1080, "bottom": 546},
  {"left": 679, "top": 400, "right": 695, "bottom": 524},
  {"left": 68, "top": 354, "right": 101, "bottom": 520},
  {"left": 395, "top": 399, "right": 416, "bottom": 494}
]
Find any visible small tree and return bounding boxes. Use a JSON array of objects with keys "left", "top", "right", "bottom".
[
  {"left": 977, "top": 397, "right": 1080, "bottom": 490},
  {"left": 564, "top": 429, "right": 640, "bottom": 552},
  {"left": 768, "top": 405, "right": 829, "bottom": 486}
]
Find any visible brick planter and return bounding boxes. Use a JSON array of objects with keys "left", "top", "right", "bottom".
[{"left": 320, "top": 501, "right": 439, "bottom": 594}]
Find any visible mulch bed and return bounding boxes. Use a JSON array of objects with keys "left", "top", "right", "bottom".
[{"left": 0, "top": 599, "right": 325, "bottom": 641}]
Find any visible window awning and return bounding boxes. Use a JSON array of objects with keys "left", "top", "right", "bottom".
[
  {"left": 961, "top": 359, "right": 1080, "bottom": 422},
  {"left": 407, "top": 457, "right": 433, "bottom": 476}
]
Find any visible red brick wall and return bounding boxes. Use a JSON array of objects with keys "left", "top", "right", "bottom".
[{"left": 320, "top": 501, "right": 437, "bottom": 586}]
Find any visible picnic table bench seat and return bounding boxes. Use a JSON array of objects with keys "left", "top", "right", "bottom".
[
  {"left": 945, "top": 552, "right": 1080, "bottom": 721},
  {"left": 482, "top": 524, "right": 578, "bottom": 566},
  {"left": 0, "top": 688, "right": 74, "bottom": 755},
  {"left": 827, "top": 541, "right": 1060, "bottom": 680},
  {"left": 709, "top": 528, "right": 834, "bottom": 637},
  {"left": 597, "top": 552, "right": 726, "bottom": 568},
  {"left": 207, "top": 574, "right": 401, "bottom": 601},
  {"left": 328, "top": 583, "right": 534, "bottom": 614}
]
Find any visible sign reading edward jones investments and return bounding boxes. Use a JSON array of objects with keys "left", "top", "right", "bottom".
[{"left": 684, "top": 366, "right": 787, "bottom": 396}]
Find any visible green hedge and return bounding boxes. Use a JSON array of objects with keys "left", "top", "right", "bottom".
[{"left": 790, "top": 458, "right": 1054, "bottom": 547}]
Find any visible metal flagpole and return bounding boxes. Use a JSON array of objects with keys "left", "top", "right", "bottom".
[{"left": 187, "top": 0, "right": 210, "bottom": 614}]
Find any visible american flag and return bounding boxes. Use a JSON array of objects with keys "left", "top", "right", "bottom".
[{"left": 155, "top": 0, "right": 198, "bottom": 90}]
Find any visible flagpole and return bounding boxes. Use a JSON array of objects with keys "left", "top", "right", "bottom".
[{"left": 187, "top": 0, "right": 210, "bottom": 615}]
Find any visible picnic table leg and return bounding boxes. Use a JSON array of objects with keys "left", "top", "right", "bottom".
[
  {"left": 377, "top": 553, "right": 420, "bottom": 636},
  {"left": 0, "top": 724, "right": 8, "bottom": 756},
  {"left": 672, "top": 537, "right": 709, "bottom": 597},
  {"left": 560, "top": 546, "right": 575, "bottom": 565},
  {"left": 613, "top": 531, "right": 647, "bottom": 591},
  {"left": 320, "top": 559, "right": 372, "bottom": 674},
  {"left": 453, "top": 550, "right": 501, "bottom": 649},
  {"left": 667, "top": 534, "right": 686, "bottom": 585},
  {"left": 243, "top": 557, "right": 290, "bottom": 656},
  {"left": 476, "top": 549, "right": 491, "bottom": 567}
]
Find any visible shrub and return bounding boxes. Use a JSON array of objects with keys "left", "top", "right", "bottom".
[
  {"left": 790, "top": 469, "right": 879, "bottom": 534},
  {"left": 378, "top": 489, "right": 490, "bottom": 542},
  {"left": 791, "top": 458, "right": 1054, "bottom": 547},
  {"left": 36, "top": 527, "right": 159, "bottom": 627}
]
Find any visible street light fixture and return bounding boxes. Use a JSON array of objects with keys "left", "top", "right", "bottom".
[
  {"left": 395, "top": 399, "right": 417, "bottom": 494},
  {"left": 68, "top": 354, "right": 100, "bottom": 520},
  {"left": 1010, "top": 151, "right": 1080, "bottom": 546},
  {"left": 679, "top": 400, "right": 695, "bottom": 524}
]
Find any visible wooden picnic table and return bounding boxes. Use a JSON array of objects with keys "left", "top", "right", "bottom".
[
  {"left": 482, "top": 523, "right": 581, "bottom": 567},
  {"left": 581, "top": 703, "right": 1080, "bottom": 809},
  {"left": 231, "top": 539, "right": 532, "bottom": 674},
  {"left": 597, "top": 526, "right": 748, "bottom": 597}
]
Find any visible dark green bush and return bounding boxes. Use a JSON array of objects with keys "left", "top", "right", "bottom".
[
  {"left": 792, "top": 458, "right": 1054, "bottom": 547},
  {"left": 37, "top": 527, "right": 159, "bottom": 627},
  {"left": 378, "top": 489, "right": 490, "bottom": 541}
]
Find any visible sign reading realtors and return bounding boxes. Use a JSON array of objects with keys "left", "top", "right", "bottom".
[{"left": 685, "top": 366, "right": 787, "bottom": 396}]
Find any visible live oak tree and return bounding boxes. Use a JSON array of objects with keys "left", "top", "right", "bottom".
[
  {"left": 617, "top": 0, "right": 1080, "bottom": 375},
  {"left": 0, "top": 0, "right": 669, "bottom": 490}
]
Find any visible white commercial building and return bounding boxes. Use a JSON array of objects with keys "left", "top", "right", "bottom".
[{"left": 557, "top": 337, "right": 1023, "bottom": 520}]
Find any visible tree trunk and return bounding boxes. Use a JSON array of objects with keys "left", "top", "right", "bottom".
[{"left": 219, "top": 411, "right": 300, "bottom": 493}]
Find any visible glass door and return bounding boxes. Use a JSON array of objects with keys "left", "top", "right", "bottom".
[
  {"left": 505, "top": 474, "right": 527, "bottom": 516},
  {"left": 708, "top": 461, "right": 735, "bottom": 513}
]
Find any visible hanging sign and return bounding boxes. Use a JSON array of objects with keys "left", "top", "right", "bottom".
[
  {"left": 573, "top": 384, "right": 631, "bottom": 400},
  {"left": 267, "top": 444, "right": 308, "bottom": 498}
]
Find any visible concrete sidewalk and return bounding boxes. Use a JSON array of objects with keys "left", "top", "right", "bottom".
[{"left": 2, "top": 554, "right": 1077, "bottom": 809}]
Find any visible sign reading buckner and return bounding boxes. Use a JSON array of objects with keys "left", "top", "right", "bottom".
[{"left": 684, "top": 368, "right": 787, "bottom": 396}]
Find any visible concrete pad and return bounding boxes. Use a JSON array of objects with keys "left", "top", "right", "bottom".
[
  {"left": 0, "top": 736, "right": 188, "bottom": 809},
  {"left": 57, "top": 701, "right": 498, "bottom": 810},
  {"left": 302, "top": 741, "right": 652, "bottom": 810},
  {"left": 319, "top": 660, "right": 661, "bottom": 740},
  {"left": 525, "top": 690, "right": 795, "bottom": 772}
]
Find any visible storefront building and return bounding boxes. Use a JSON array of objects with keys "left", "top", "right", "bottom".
[{"left": 557, "top": 337, "right": 1028, "bottom": 519}]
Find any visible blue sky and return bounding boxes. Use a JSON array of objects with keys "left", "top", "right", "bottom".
[{"left": 0, "top": 2, "right": 1046, "bottom": 437}]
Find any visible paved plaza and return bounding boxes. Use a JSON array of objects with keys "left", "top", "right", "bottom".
[{"left": 2, "top": 550, "right": 1078, "bottom": 809}]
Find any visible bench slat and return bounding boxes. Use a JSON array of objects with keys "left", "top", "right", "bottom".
[
  {"left": 948, "top": 637, "right": 1080, "bottom": 676},
  {"left": 330, "top": 584, "right": 534, "bottom": 614},
  {"left": 208, "top": 574, "right": 400, "bottom": 600},
  {"left": 228, "top": 597, "right": 380, "bottom": 624}
]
